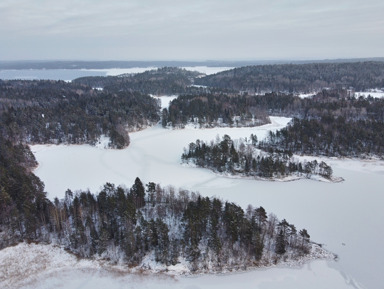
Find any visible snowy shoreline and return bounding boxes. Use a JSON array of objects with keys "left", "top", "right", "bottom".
[
  {"left": 180, "top": 162, "right": 344, "bottom": 183},
  {"left": 0, "top": 241, "right": 336, "bottom": 289}
]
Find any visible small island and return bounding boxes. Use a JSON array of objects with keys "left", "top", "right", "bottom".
[{"left": 182, "top": 134, "right": 334, "bottom": 181}]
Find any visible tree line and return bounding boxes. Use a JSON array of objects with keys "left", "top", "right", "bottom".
[
  {"left": 0, "top": 166, "right": 314, "bottom": 271},
  {"left": 162, "top": 94, "right": 270, "bottom": 128},
  {"left": 182, "top": 134, "right": 333, "bottom": 179},
  {"left": 259, "top": 117, "right": 384, "bottom": 157},
  {"left": 254, "top": 90, "right": 384, "bottom": 158},
  {"left": 73, "top": 67, "right": 201, "bottom": 95},
  {"left": 0, "top": 79, "right": 160, "bottom": 148},
  {"left": 195, "top": 62, "right": 384, "bottom": 93}
]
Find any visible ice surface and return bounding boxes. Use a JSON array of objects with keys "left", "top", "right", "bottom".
[
  {"left": 0, "top": 66, "right": 232, "bottom": 82},
  {"left": 14, "top": 116, "right": 384, "bottom": 289}
]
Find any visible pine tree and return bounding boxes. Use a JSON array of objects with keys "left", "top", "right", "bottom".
[{"left": 131, "top": 177, "right": 146, "bottom": 208}]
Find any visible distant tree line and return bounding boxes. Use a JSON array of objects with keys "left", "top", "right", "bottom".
[
  {"left": 182, "top": 135, "right": 333, "bottom": 179},
  {"left": 73, "top": 67, "right": 201, "bottom": 95},
  {"left": 195, "top": 62, "right": 384, "bottom": 93},
  {"left": 162, "top": 94, "right": 270, "bottom": 128},
  {"left": 259, "top": 117, "right": 384, "bottom": 157}
]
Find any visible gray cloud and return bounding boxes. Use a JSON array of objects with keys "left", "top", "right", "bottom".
[{"left": 1, "top": 0, "right": 383, "bottom": 60}]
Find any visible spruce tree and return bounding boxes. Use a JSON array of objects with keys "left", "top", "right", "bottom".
[
  {"left": 131, "top": 177, "right": 146, "bottom": 208},
  {"left": 275, "top": 229, "right": 286, "bottom": 255}
]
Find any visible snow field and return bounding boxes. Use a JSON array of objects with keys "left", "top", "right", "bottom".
[{"left": 0, "top": 242, "right": 346, "bottom": 289}]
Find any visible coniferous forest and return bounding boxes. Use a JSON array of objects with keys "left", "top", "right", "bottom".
[
  {"left": 0, "top": 79, "right": 160, "bottom": 148},
  {"left": 1, "top": 61, "right": 384, "bottom": 273},
  {"left": 195, "top": 62, "right": 384, "bottom": 93}
]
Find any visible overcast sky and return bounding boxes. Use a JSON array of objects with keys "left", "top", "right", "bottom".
[{"left": 1, "top": 0, "right": 383, "bottom": 61}]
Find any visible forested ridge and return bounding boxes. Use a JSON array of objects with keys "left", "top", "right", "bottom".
[
  {"left": 195, "top": 62, "right": 384, "bottom": 93},
  {"left": 73, "top": 67, "right": 202, "bottom": 95}
]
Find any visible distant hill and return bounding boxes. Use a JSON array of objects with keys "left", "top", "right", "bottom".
[
  {"left": 73, "top": 67, "right": 202, "bottom": 95},
  {"left": 195, "top": 61, "right": 384, "bottom": 93}
]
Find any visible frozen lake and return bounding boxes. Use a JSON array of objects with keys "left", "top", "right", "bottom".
[
  {"left": 0, "top": 66, "right": 232, "bottom": 81},
  {"left": 27, "top": 116, "right": 384, "bottom": 289}
]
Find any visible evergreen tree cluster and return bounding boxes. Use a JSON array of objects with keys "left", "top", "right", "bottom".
[
  {"left": 73, "top": 67, "right": 201, "bottom": 95},
  {"left": 0, "top": 174, "right": 313, "bottom": 271},
  {"left": 259, "top": 117, "right": 384, "bottom": 157},
  {"left": 182, "top": 135, "right": 333, "bottom": 179},
  {"left": 0, "top": 80, "right": 160, "bottom": 148},
  {"left": 223, "top": 89, "right": 384, "bottom": 158},
  {"left": 246, "top": 88, "right": 384, "bottom": 158},
  {"left": 0, "top": 138, "right": 48, "bottom": 247},
  {"left": 162, "top": 94, "right": 270, "bottom": 128},
  {"left": 195, "top": 62, "right": 384, "bottom": 93}
]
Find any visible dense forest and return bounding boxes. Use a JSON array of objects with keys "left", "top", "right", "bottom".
[
  {"left": 73, "top": 67, "right": 202, "bottom": 95},
  {"left": 195, "top": 62, "right": 384, "bottom": 93},
  {"left": 182, "top": 135, "right": 333, "bottom": 179},
  {"left": 162, "top": 94, "right": 270, "bottom": 128},
  {"left": 259, "top": 117, "right": 384, "bottom": 157},
  {"left": 253, "top": 90, "right": 384, "bottom": 158},
  {"left": 0, "top": 80, "right": 160, "bottom": 148}
]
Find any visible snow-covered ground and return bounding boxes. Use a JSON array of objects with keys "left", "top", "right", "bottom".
[
  {"left": 297, "top": 92, "right": 316, "bottom": 99},
  {"left": 151, "top": 95, "right": 178, "bottom": 110},
  {"left": 4, "top": 110, "right": 382, "bottom": 288},
  {"left": 354, "top": 89, "right": 384, "bottom": 98},
  {"left": 298, "top": 89, "right": 384, "bottom": 99},
  {"left": 0, "top": 243, "right": 349, "bottom": 289}
]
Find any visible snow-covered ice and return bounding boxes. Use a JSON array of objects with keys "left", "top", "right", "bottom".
[
  {"left": 0, "top": 66, "right": 232, "bottom": 82},
  {"left": 3, "top": 116, "right": 382, "bottom": 288},
  {"left": 31, "top": 116, "right": 292, "bottom": 198},
  {"left": 0, "top": 242, "right": 350, "bottom": 289}
]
